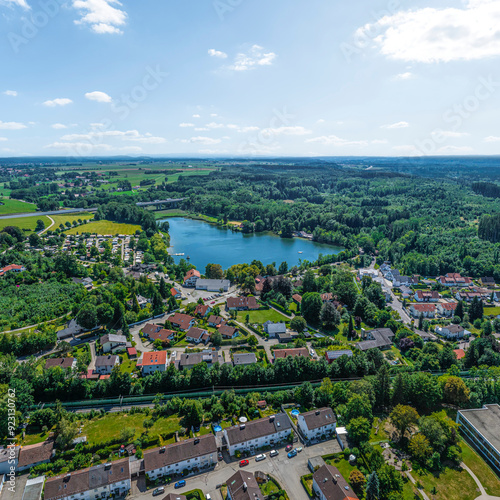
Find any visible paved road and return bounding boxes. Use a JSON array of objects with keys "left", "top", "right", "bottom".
[
  {"left": 88, "top": 342, "right": 97, "bottom": 371},
  {"left": 0, "top": 207, "right": 97, "bottom": 220},
  {"left": 40, "top": 215, "right": 55, "bottom": 234},
  {"left": 130, "top": 439, "right": 340, "bottom": 500},
  {"left": 405, "top": 471, "right": 430, "bottom": 500}
]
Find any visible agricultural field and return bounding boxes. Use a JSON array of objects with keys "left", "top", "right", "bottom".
[
  {"left": 51, "top": 212, "right": 95, "bottom": 227},
  {"left": 0, "top": 215, "right": 50, "bottom": 233},
  {"left": 0, "top": 197, "right": 38, "bottom": 215},
  {"left": 65, "top": 220, "right": 141, "bottom": 235}
]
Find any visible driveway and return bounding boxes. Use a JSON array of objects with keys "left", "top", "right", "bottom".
[
  {"left": 88, "top": 341, "right": 97, "bottom": 371},
  {"left": 129, "top": 439, "right": 340, "bottom": 500}
]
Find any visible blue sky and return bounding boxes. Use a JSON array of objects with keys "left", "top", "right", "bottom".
[{"left": 1, "top": 0, "right": 500, "bottom": 157}]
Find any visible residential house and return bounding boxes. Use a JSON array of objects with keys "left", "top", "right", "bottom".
[
  {"left": 325, "top": 350, "right": 353, "bottom": 364},
  {"left": 194, "top": 304, "right": 212, "bottom": 317},
  {"left": 409, "top": 303, "right": 436, "bottom": 318},
  {"left": 127, "top": 294, "right": 150, "bottom": 309},
  {"left": 312, "top": 464, "right": 359, "bottom": 500},
  {"left": 263, "top": 321, "right": 287, "bottom": 338},
  {"left": 297, "top": 408, "right": 337, "bottom": 441},
  {"left": 436, "top": 324, "right": 470, "bottom": 340},
  {"left": 186, "top": 327, "right": 210, "bottom": 344},
  {"left": 438, "top": 273, "right": 472, "bottom": 287},
  {"left": 208, "top": 315, "right": 224, "bottom": 327},
  {"left": 480, "top": 277, "right": 496, "bottom": 288},
  {"left": 17, "top": 440, "right": 54, "bottom": 472},
  {"left": 358, "top": 268, "right": 378, "bottom": 279},
  {"left": 292, "top": 294, "right": 302, "bottom": 304},
  {"left": 44, "top": 458, "right": 131, "bottom": 500},
  {"left": 144, "top": 435, "right": 217, "bottom": 480},
  {"left": 57, "top": 318, "right": 85, "bottom": 340},
  {"left": 454, "top": 349, "right": 466, "bottom": 360},
  {"left": 356, "top": 328, "right": 395, "bottom": 351},
  {"left": 179, "top": 351, "right": 224, "bottom": 370},
  {"left": 456, "top": 291, "right": 483, "bottom": 302},
  {"left": 44, "top": 357, "right": 77, "bottom": 371},
  {"left": 437, "top": 302, "right": 458, "bottom": 317},
  {"left": 457, "top": 404, "right": 500, "bottom": 474},
  {"left": 169, "top": 313, "right": 196, "bottom": 331},
  {"left": 100, "top": 333, "right": 128, "bottom": 353},
  {"left": 276, "top": 332, "right": 293, "bottom": 343},
  {"left": 142, "top": 323, "right": 162, "bottom": 337},
  {"left": 0, "top": 264, "right": 26, "bottom": 277},
  {"left": 149, "top": 329, "right": 176, "bottom": 344},
  {"left": 219, "top": 324, "right": 238, "bottom": 339},
  {"left": 414, "top": 290, "right": 440, "bottom": 302},
  {"left": 400, "top": 286, "right": 412, "bottom": 299},
  {"left": 414, "top": 330, "right": 437, "bottom": 342},
  {"left": 140, "top": 351, "right": 169, "bottom": 375},
  {"left": 386, "top": 269, "right": 411, "bottom": 287},
  {"left": 95, "top": 355, "right": 119, "bottom": 375},
  {"left": 226, "top": 297, "right": 259, "bottom": 311},
  {"left": 226, "top": 471, "right": 263, "bottom": 500},
  {"left": 72, "top": 277, "right": 93, "bottom": 290},
  {"left": 224, "top": 414, "right": 292, "bottom": 456},
  {"left": 183, "top": 269, "right": 201, "bottom": 287},
  {"left": 196, "top": 279, "right": 230, "bottom": 292},
  {"left": 233, "top": 353, "right": 257, "bottom": 366},
  {"left": 273, "top": 347, "right": 309, "bottom": 361},
  {"left": 382, "top": 286, "right": 392, "bottom": 302},
  {"left": 21, "top": 476, "right": 45, "bottom": 500},
  {"left": 164, "top": 495, "right": 187, "bottom": 500},
  {"left": 170, "top": 287, "right": 182, "bottom": 299},
  {"left": 0, "top": 445, "right": 19, "bottom": 475}
]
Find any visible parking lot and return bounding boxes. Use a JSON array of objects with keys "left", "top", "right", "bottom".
[{"left": 130, "top": 439, "right": 341, "bottom": 500}]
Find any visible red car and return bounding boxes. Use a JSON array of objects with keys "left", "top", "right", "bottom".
[
  {"left": 239, "top": 460, "right": 249, "bottom": 467},
  {"left": 285, "top": 445, "right": 293, "bottom": 452}
]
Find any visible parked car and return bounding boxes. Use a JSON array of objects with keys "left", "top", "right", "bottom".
[
  {"left": 153, "top": 488, "right": 165, "bottom": 496},
  {"left": 218, "top": 452, "right": 223, "bottom": 461},
  {"left": 287, "top": 449, "right": 297, "bottom": 458},
  {"left": 255, "top": 454, "right": 266, "bottom": 462},
  {"left": 270, "top": 450, "right": 279, "bottom": 457},
  {"left": 239, "top": 459, "right": 249, "bottom": 467},
  {"left": 174, "top": 480, "right": 186, "bottom": 489},
  {"left": 296, "top": 447, "right": 303, "bottom": 453},
  {"left": 206, "top": 495, "right": 211, "bottom": 500},
  {"left": 285, "top": 444, "right": 293, "bottom": 452}
]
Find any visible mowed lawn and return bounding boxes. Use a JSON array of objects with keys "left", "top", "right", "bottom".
[
  {"left": 237, "top": 308, "right": 290, "bottom": 324},
  {"left": 65, "top": 220, "right": 141, "bottom": 235},
  {"left": 0, "top": 198, "right": 38, "bottom": 215},
  {"left": 80, "top": 413, "right": 182, "bottom": 445},
  {"left": 0, "top": 215, "right": 50, "bottom": 233},
  {"left": 484, "top": 306, "right": 500, "bottom": 316},
  {"left": 460, "top": 438, "right": 500, "bottom": 496},
  {"left": 51, "top": 212, "right": 95, "bottom": 227}
]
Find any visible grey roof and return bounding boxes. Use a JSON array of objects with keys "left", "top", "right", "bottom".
[
  {"left": 196, "top": 279, "right": 230, "bottom": 288},
  {"left": 0, "top": 445, "right": 20, "bottom": 463},
  {"left": 326, "top": 350, "right": 353, "bottom": 360},
  {"left": 226, "top": 471, "right": 263, "bottom": 500},
  {"left": 458, "top": 404, "right": 500, "bottom": 456},
  {"left": 95, "top": 355, "right": 119, "bottom": 367},
  {"left": 264, "top": 322, "right": 287, "bottom": 334},
  {"left": 225, "top": 413, "right": 291, "bottom": 446},
  {"left": 233, "top": 353, "right": 257, "bottom": 366},
  {"left": 357, "top": 328, "right": 395, "bottom": 351},
  {"left": 101, "top": 333, "right": 127, "bottom": 345},
  {"left": 143, "top": 435, "right": 217, "bottom": 472},
  {"left": 179, "top": 351, "right": 223, "bottom": 367},
  {"left": 22, "top": 476, "right": 45, "bottom": 500},
  {"left": 300, "top": 407, "right": 336, "bottom": 431}
]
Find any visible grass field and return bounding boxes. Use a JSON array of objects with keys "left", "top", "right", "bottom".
[
  {"left": 0, "top": 215, "right": 51, "bottom": 233},
  {"left": 80, "top": 413, "right": 182, "bottom": 445},
  {"left": 484, "top": 307, "right": 500, "bottom": 316},
  {"left": 460, "top": 438, "right": 500, "bottom": 496},
  {"left": 237, "top": 308, "right": 290, "bottom": 324},
  {"left": 51, "top": 212, "right": 95, "bottom": 227},
  {"left": 0, "top": 198, "right": 37, "bottom": 215},
  {"left": 154, "top": 209, "right": 188, "bottom": 219},
  {"left": 65, "top": 220, "right": 141, "bottom": 235}
]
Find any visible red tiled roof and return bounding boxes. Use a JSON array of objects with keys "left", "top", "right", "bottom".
[
  {"left": 412, "top": 303, "right": 436, "bottom": 312},
  {"left": 142, "top": 351, "right": 168, "bottom": 366},
  {"left": 226, "top": 296, "right": 259, "bottom": 309},
  {"left": 149, "top": 328, "right": 175, "bottom": 342},
  {"left": 169, "top": 313, "right": 194, "bottom": 330},
  {"left": 292, "top": 294, "right": 302, "bottom": 303},
  {"left": 454, "top": 349, "right": 466, "bottom": 360},
  {"left": 184, "top": 269, "right": 201, "bottom": 281},
  {"left": 127, "top": 347, "right": 137, "bottom": 356},
  {"left": 273, "top": 347, "right": 309, "bottom": 359},
  {"left": 195, "top": 304, "right": 210, "bottom": 316},
  {"left": 441, "top": 302, "right": 457, "bottom": 310}
]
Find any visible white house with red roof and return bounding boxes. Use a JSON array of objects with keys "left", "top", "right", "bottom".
[
  {"left": 437, "top": 302, "right": 458, "bottom": 317},
  {"left": 140, "top": 351, "right": 169, "bottom": 375},
  {"left": 183, "top": 269, "right": 201, "bottom": 287},
  {"left": 437, "top": 273, "right": 472, "bottom": 287},
  {"left": 0, "top": 264, "right": 26, "bottom": 277},
  {"left": 409, "top": 303, "right": 436, "bottom": 318}
]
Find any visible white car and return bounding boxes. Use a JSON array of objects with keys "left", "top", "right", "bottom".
[{"left": 255, "top": 454, "right": 267, "bottom": 462}]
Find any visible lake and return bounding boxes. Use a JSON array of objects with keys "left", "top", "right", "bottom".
[{"left": 161, "top": 217, "right": 343, "bottom": 271}]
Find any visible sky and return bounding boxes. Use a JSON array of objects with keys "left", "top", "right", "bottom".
[{"left": 1, "top": 0, "right": 500, "bottom": 157}]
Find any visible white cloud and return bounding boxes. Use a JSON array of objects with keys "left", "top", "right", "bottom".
[
  {"left": 381, "top": 121, "right": 409, "bottom": 129},
  {"left": 437, "top": 145, "right": 474, "bottom": 153},
  {"left": 228, "top": 45, "right": 277, "bottom": 71},
  {"left": 205, "top": 122, "right": 225, "bottom": 129},
  {"left": 0, "top": 0, "right": 30, "bottom": 9},
  {"left": 0, "top": 137, "right": 7, "bottom": 141},
  {"left": 305, "top": 135, "right": 367, "bottom": 146},
  {"left": 85, "top": 91, "right": 112, "bottom": 103},
  {"left": 208, "top": 49, "right": 228, "bottom": 59},
  {"left": 192, "top": 114, "right": 201, "bottom": 118},
  {"left": 3, "top": 90, "right": 18, "bottom": 96},
  {"left": 194, "top": 127, "right": 209, "bottom": 132},
  {"left": 210, "top": 113, "right": 218, "bottom": 117},
  {"left": 43, "top": 98, "right": 73, "bottom": 107},
  {"left": 181, "top": 136, "right": 223, "bottom": 145},
  {"left": 0, "top": 120, "right": 27, "bottom": 130},
  {"left": 316, "top": 119, "right": 325, "bottom": 124},
  {"left": 51, "top": 123, "right": 68, "bottom": 129},
  {"left": 371, "top": 139, "right": 388, "bottom": 144},
  {"left": 431, "top": 130, "right": 470, "bottom": 138},
  {"left": 356, "top": 0, "right": 500, "bottom": 63},
  {"left": 179, "top": 123, "right": 194, "bottom": 128},
  {"left": 238, "top": 126, "right": 260, "bottom": 133},
  {"left": 264, "top": 126, "right": 312, "bottom": 136},
  {"left": 484, "top": 136, "right": 500, "bottom": 142},
  {"left": 72, "top": 0, "right": 127, "bottom": 35},
  {"left": 395, "top": 72, "right": 414, "bottom": 80},
  {"left": 59, "top": 128, "right": 164, "bottom": 144},
  {"left": 128, "top": 136, "right": 166, "bottom": 144}
]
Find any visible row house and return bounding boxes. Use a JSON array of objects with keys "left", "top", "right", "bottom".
[
  {"left": 409, "top": 303, "right": 436, "bottom": 318},
  {"left": 297, "top": 407, "right": 336, "bottom": 442},
  {"left": 435, "top": 324, "right": 471, "bottom": 339},
  {"left": 438, "top": 273, "right": 472, "bottom": 287},
  {"left": 226, "top": 296, "right": 259, "bottom": 311},
  {"left": 414, "top": 290, "right": 440, "bottom": 302},
  {"left": 456, "top": 291, "right": 482, "bottom": 302},
  {"left": 223, "top": 414, "right": 292, "bottom": 456},
  {"left": 437, "top": 302, "right": 458, "bottom": 318}
]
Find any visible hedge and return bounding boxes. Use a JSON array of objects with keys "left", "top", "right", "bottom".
[{"left": 300, "top": 474, "right": 314, "bottom": 497}]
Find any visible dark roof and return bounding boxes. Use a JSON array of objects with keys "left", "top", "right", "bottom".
[
  {"left": 169, "top": 313, "right": 195, "bottom": 329},
  {"left": 326, "top": 350, "right": 353, "bottom": 360},
  {"left": 233, "top": 353, "right": 257, "bottom": 365},
  {"left": 44, "top": 459, "right": 130, "bottom": 500},
  {"left": 313, "top": 464, "right": 359, "bottom": 500},
  {"left": 186, "top": 327, "right": 209, "bottom": 341},
  {"left": 225, "top": 414, "right": 291, "bottom": 446},
  {"left": 44, "top": 357, "right": 76, "bottom": 370},
  {"left": 163, "top": 495, "right": 187, "bottom": 500},
  {"left": 226, "top": 470, "right": 263, "bottom": 500},
  {"left": 226, "top": 296, "right": 259, "bottom": 309},
  {"left": 179, "top": 351, "right": 223, "bottom": 367},
  {"left": 300, "top": 407, "right": 336, "bottom": 430},
  {"left": 143, "top": 435, "right": 217, "bottom": 472},
  {"left": 100, "top": 333, "right": 127, "bottom": 345},
  {"left": 219, "top": 325, "right": 238, "bottom": 338},
  {"left": 18, "top": 440, "right": 54, "bottom": 468},
  {"left": 208, "top": 315, "right": 224, "bottom": 325},
  {"left": 142, "top": 323, "right": 162, "bottom": 336},
  {"left": 95, "top": 355, "right": 119, "bottom": 367},
  {"left": 357, "top": 328, "right": 395, "bottom": 351}
]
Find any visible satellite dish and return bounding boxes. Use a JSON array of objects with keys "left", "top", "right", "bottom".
[{"left": 239, "top": 417, "right": 248, "bottom": 423}]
